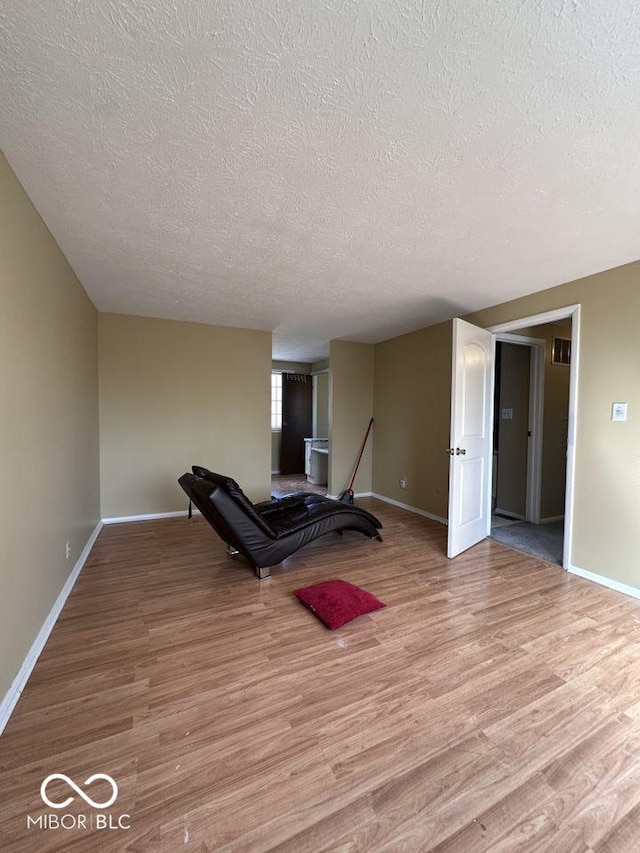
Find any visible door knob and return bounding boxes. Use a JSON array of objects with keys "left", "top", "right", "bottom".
[
  {"left": 455, "top": 448, "right": 466, "bottom": 455},
  {"left": 445, "top": 448, "right": 455, "bottom": 455}
]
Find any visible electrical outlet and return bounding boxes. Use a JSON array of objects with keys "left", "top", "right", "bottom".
[
  {"left": 65, "top": 541, "right": 71, "bottom": 560},
  {"left": 399, "top": 478, "right": 407, "bottom": 489}
]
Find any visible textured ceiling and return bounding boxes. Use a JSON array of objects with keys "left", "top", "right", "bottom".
[{"left": 1, "top": 1, "right": 639, "bottom": 361}]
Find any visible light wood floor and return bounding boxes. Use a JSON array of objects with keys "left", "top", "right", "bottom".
[{"left": 2, "top": 499, "right": 640, "bottom": 852}]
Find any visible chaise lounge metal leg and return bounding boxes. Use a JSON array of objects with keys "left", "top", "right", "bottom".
[
  {"left": 226, "top": 544, "right": 239, "bottom": 556},
  {"left": 255, "top": 565, "right": 270, "bottom": 580}
]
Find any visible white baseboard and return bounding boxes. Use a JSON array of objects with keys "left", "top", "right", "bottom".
[
  {"left": 370, "top": 493, "right": 447, "bottom": 525},
  {"left": 101, "top": 509, "right": 199, "bottom": 524},
  {"left": 0, "top": 520, "right": 103, "bottom": 737},
  {"left": 540, "top": 515, "right": 565, "bottom": 524},
  {"left": 327, "top": 491, "right": 372, "bottom": 500},
  {"left": 494, "top": 507, "right": 525, "bottom": 520},
  {"left": 568, "top": 564, "right": 640, "bottom": 601}
]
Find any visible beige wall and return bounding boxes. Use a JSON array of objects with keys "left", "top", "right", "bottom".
[
  {"left": 313, "top": 372, "right": 329, "bottom": 438},
  {"left": 466, "top": 262, "right": 640, "bottom": 587},
  {"left": 329, "top": 340, "right": 374, "bottom": 495},
  {"left": 312, "top": 358, "right": 330, "bottom": 440},
  {"left": 372, "top": 321, "right": 452, "bottom": 518},
  {"left": 0, "top": 153, "right": 100, "bottom": 700},
  {"left": 495, "top": 342, "right": 531, "bottom": 517},
  {"left": 271, "top": 430, "right": 281, "bottom": 473},
  {"left": 272, "top": 361, "right": 311, "bottom": 374},
  {"left": 100, "top": 314, "right": 272, "bottom": 517},
  {"left": 372, "top": 266, "right": 640, "bottom": 589}
]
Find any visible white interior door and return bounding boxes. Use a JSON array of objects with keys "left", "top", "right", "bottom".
[{"left": 447, "top": 319, "right": 494, "bottom": 558}]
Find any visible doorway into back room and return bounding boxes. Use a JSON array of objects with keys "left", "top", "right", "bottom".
[{"left": 491, "top": 319, "right": 572, "bottom": 566}]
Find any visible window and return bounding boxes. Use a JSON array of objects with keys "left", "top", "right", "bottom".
[{"left": 271, "top": 372, "right": 282, "bottom": 430}]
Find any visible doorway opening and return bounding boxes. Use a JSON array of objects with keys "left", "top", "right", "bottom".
[
  {"left": 489, "top": 305, "right": 579, "bottom": 569},
  {"left": 270, "top": 367, "right": 329, "bottom": 497}
]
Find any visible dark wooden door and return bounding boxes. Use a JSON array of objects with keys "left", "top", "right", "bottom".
[{"left": 280, "top": 374, "right": 312, "bottom": 474}]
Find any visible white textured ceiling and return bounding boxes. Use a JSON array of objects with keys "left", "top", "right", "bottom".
[{"left": 1, "top": 1, "right": 639, "bottom": 361}]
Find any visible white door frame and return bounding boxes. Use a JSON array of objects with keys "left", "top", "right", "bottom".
[
  {"left": 489, "top": 304, "right": 580, "bottom": 570},
  {"left": 493, "top": 333, "right": 545, "bottom": 524}
]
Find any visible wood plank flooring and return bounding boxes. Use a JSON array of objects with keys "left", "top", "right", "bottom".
[
  {"left": 271, "top": 474, "right": 327, "bottom": 497},
  {"left": 2, "top": 499, "right": 640, "bottom": 852}
]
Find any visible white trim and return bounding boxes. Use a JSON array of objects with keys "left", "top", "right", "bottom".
[
  {"left": 568, "top": 564, "right": 640, "bottom": 601},
  {"left": 487, "top": 335, "right": 497, "bottom": 536},
  {"left": 488, "top": 303, "right": 580, "bottom": 570},
  {"left": 0, "top": 521, "right": 103, "bottom": 736},
  {"left": 494, "top": 507, "right": 525, "bottom": 520},
  {"left": 489, "top": 305, "right": 580, "bottom": 334},
  {"left": 101, "top": 509, "right": 198, "bottom": 524},
  {"left": 540, "top": 515, "right": 565, "bottom": 524},
  {"left": 494, "top": 333, "right": 545, "bottom": 345},
  {"left": 563, "top": 305, "right": 580, "bottom": 571},
  {"left": 327, "top": 491, "right": 372, "bottom": 500},
  {"left": 371, "top": 492, "right": 447, "bottom": 525}
]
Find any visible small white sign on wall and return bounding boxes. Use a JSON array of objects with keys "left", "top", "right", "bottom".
[{"left": 611, "top": 402, "right": 628, "bottom": 422}]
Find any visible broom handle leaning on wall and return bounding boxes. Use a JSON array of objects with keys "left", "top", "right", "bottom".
[{"left": 346, "top": 417, "right": 374, "bottom": 492}]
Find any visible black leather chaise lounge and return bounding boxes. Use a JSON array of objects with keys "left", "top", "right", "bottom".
[{"left": 178, "top": 467, "right": 383, "bottom": 578}]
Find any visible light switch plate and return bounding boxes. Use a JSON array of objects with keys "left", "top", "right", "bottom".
[
  {"left": 502, "top": 408, "right": 513, "bottom": 420},
  {"left": 612, "top": 402, "right": 627, "bottom": 422}
]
